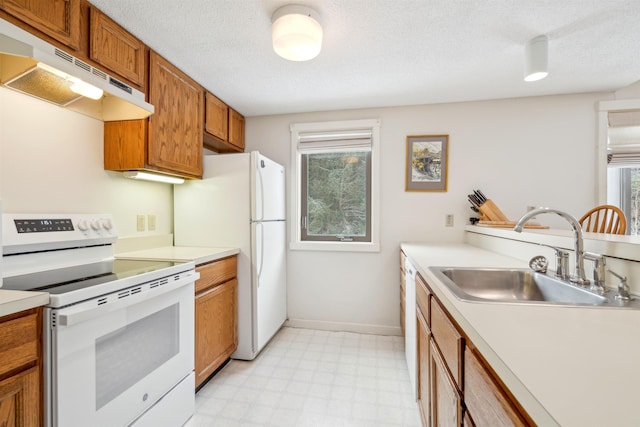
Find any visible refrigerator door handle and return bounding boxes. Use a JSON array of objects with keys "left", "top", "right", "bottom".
[
  {"left": 257, "top": 222, "right": 265, "bottom": 286},
  {"left": 256, "top": 157, "right": 265, "bottom": 222}
]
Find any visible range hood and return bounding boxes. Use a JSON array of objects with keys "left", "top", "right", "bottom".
[{"left": 0, "top": 18, "right": 153, "bottom": 121}]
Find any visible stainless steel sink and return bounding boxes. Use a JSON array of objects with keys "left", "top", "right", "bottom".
[{"left": 429, "top": 267, "right": 640, "bottom": 309}]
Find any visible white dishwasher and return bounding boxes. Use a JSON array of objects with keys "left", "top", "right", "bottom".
[{"left": 404, "top": 257, "right": 417, "bottom": 399}]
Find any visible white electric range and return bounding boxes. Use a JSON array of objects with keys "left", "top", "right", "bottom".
[{"left": 1, "top": 213, "right": 199, "bottom": 427}]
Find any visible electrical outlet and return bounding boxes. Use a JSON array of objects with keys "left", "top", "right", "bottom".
[
  {"left": 136, "top": 214, "right": 145, "bottom": 232},
  {"left": 445, "top": 214, "right": 454, "bottom": 227},
  {"left": 148, "top": 214, "right": 156, "bottom": 231}
]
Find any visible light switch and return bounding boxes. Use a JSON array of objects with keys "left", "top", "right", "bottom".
[
  {"left": 148, "top": 214, "right": 156, "bottom": 231},
  {"left": 136, "top": 214, "right": 145, "bottom": 231},
  {"left": 445, "top": 214, "right": 454, "bottom": 227}
]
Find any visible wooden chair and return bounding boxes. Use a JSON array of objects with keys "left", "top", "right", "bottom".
[{"left": 579, "top": 205, "right": 627, "bottom": 235}]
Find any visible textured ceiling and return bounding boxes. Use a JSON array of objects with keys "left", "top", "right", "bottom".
[{"left": 89, "top": 0, "right": 640, "bottom": 117}]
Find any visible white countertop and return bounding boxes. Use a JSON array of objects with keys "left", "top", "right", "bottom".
[
  {"left": 402, "top": 242, "right": 640, "bottom": 427},
  {"left": 0, "top": 289, "right": 49, "bottom": 317},
  {"left": 116, "top": 246, "right": 240, "bottom": 265}
]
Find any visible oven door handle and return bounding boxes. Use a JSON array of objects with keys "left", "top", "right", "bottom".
[{"left": 56, "top": 271, "right": 199, "bottom": 327}]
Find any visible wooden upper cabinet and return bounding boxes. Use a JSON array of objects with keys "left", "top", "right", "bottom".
[
  {"left": 0, "top": 0, "right": 81, "bottom": 50},
  {"left": 89, "top": 7, "right": 146, "bottom": 89},
  {"left": 204, "top": 92, "right": 229, "bottom": 141},
  {"left": 228, "top": 108, "right": 245, "bottom": 151},
  {"left": 203, "top": 93, "right": 245, "bottom": 154},
  {"left": 148, "top": 51, "right": 203, "bottom": 177},
  {"left": 104, "top": 51, "right": 204, "bottom": 178}
]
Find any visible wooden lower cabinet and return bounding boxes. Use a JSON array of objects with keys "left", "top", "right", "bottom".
[
  {"left": 0, "top": 307, "right": 42, "bottom": 427},
  {"left": 195, "top": 256, "right": 238, "bottom": 388},
  {"left": 411, "top": 270, "right": 533, "bottom": 427},
  {"left": 417, "top": 309, "right": 431, "bottom": 427},
  {"left": 430, "top": 339, "right": 462, "bottom": 427},
  {"left": 464, "top": 347, "right": 529, "bottom": 427},
  {"left": 0, "top": 366, "right": 40, "bottom": 426}
]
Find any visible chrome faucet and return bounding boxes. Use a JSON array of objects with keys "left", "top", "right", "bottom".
[{"left": 514, "top": 207, "right": 589, "bottom": 287}]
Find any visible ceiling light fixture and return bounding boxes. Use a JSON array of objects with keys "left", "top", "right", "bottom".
[
  {"left": 271, "top": 5, "right": 323, "bottom": 61},
  {"left": 123, "top": 171, "right": 185, "bottom": 185},
  {"left": 524, "top": 35, "right": 549, "bottom": 82}
]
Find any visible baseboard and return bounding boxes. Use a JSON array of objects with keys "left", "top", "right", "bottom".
[{"left": 284, "top": 318, "right": 402, "bottom": 336}]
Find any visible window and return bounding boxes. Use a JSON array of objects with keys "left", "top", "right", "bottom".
[
  {"left": 603, "top": 107, "right": 640, "bottom": 235},
  {"left": 290, "top": 119, "right": 380, "bottom": 251},
  {"left": 608, "top": 166, "right": 640, "bottom": 235}
]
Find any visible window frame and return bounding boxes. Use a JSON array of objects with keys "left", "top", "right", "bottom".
[{"left": 290, "top": 119, "right": 381, "bottom": 252}]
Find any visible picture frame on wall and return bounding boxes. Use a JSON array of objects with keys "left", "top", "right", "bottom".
[{"left": 405, "top": 134, "right": 449, "bottom": 192}]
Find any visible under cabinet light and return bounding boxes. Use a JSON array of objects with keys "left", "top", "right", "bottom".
[{"left": 123, "top": 171, "right": 185, "bottom": 184}]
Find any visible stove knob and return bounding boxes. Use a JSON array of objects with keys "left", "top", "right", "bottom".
[
  {"left": 101, "top": 219, "right": 113, "bottom": 230},
  {"left": 90, "top": 220, "right": 101, "bottom": 231},
  {"left": 77, "top": 220, "right": 89, "bottom": 231}
]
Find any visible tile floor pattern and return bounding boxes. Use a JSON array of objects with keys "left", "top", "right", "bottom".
[{"left": 185, "top": 327, "right": 421, "bottom": 427}]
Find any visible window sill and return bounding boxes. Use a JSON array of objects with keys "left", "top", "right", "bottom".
[{"left": 289, "top": 240, "right": 380, "bottom": 253}]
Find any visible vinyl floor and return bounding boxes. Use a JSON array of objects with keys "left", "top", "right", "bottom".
[{"left": 185, "top": 326, "right": 421, "bottom": 426}]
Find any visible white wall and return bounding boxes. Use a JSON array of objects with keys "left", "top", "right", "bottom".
[
  {"left": 0, "top": 88, "right": 173, "bottom": 237},
  {"left": 246, "top": 92, "right": 611, "bottom": 334}
]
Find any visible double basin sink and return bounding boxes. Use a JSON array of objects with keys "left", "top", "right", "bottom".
[{"left": 429, "top": 267, "right": 640, "bottom": 309}]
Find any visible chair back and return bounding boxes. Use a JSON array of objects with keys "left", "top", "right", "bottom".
[{"left": 579, "top": 205, "right": 627, "bottom": 235}]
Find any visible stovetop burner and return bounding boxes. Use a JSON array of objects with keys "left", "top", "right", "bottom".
[{"left": 2, "top": 259, "right": 180, "bottom": 294}]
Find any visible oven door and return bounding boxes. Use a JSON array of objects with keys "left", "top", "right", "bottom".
[{"left": 46, "top": 274, "right": 196, "bottom": 427}]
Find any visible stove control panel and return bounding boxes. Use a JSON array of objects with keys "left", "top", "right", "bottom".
[{"left": 2, "top": 213, "right": 117, "bottom": 255}]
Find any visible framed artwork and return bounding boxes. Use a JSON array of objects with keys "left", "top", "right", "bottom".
[{"left": 405, "top": 134, "right": 449, "bottom": 192}]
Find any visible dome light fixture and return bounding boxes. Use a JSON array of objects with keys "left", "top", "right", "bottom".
[
  {"left": 524, "top": 35, "right": 549, "bottom": 82},
  {"left": 271, "top": 5, "right": 323, "bottom": 61}
]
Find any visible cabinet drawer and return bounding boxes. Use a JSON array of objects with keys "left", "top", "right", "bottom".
[
  {"left": 416, "top": 273, "right": 431, "bottom": 324},
  {"left": 0, "top": 310, "right": 39, "bottom": 378},
  {"left": 196, "top": 256, "right": 237, "bottom": 294},
  {"left": 430, "top": 297, "right": 463, "bottom": 388}
]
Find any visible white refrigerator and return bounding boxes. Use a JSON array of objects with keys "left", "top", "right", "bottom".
[{"left": 174, "top": 151, "right": 287, "bottom": 360}]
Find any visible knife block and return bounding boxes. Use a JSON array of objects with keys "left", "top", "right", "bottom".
[
  {"left": 476, "top": 199, "right": 548, "bottom": 229},
  {"left": 477, "top": 199, "right": 509, "bottom": 222}
]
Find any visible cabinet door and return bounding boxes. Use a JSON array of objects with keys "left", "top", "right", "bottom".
[
  {"left": 195, "top": 279, "right": 238, "bottom": 388},
  {"left": 90, "top": 7, "right": 146, "bottom": 88},
  {"left": 148, "top": 51, "right": 203, "bottom": 177},
  {"left": 228, "top": 108, "right": 245, "bottom": 151},
  {"left": 464, "top": 348, "right": 529, "bottom": 427},
  {"left": 417, "top": 308, "right": 431, "bottom": 427},
  {"left": 430, "top": 297, "right": 463, "bottom": 387},
  {"left": 0, "top": 366, "right": 40, "bottom": 427},
  {"left": 430, "top": 339, "right": 461, "bottom": 427},
  {"left": 204, "top": 92, "right": 229, "bottom": 141},
  {"left": 0, "top": 0, "right": 80, "bottom": 49}
]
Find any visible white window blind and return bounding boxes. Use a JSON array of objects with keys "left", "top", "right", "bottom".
[{"left": 290, "top": 119, "right": 380, "bottom": 252}]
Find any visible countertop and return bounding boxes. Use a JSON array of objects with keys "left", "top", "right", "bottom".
[
  {"left": 0, "top": 289, "right": 49, "bottom": 317},
  {"left": 116, "top": 246, "right": 240, "bottom": 265},
  {"left": 401, "top": 242, "right": 640, "bottom": 427}
]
